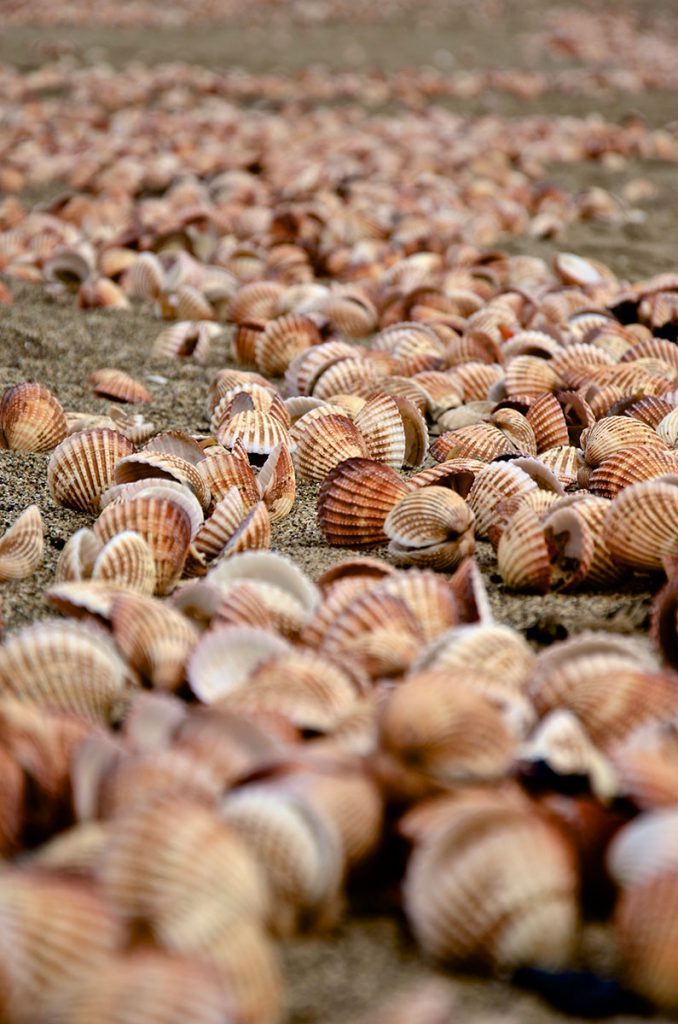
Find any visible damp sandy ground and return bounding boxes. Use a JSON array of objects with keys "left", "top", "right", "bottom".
[{"left": 1, "top": 1, "right": 677, "bottom": 1021}]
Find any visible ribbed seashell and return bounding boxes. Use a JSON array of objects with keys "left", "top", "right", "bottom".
[
  {"left": 211, "top": 385, "right": 290, "bottom": 434},
  {"left": 198, "top": 443, "right": 260, "bottom": 512},
  {"left": 410, "top": 371, "right": 463, "bottom": 417},
  {"left": 229, "top": 281, "right": 284, "bottom": 324},
  {"left": 615, "top": 869, "right": 678, "bottom": 1009},
  {"left": 194, "top": 489, "right": 270, "bottom": 563},
  {"left": 497, "top": 504, "right": 551, "bottom": 593},
  {"left": 89, "top": 368, "right": 153, "bottom": 404},
  {"left": 114, "top": 450, "right": 210, "bottom": 511},
  {"left": 504, "top": 356, "right": 563, "bottom": 398},
  {"left": 204, "top": 921, "right": 283, "bottom": 1024},
  {"left": 538, "top": 444, "right": 584, "bottom": 488},
  {"left": 232, "top": 319, "right": 265, "bottom": 366},
  {"left": 658, "top": 407, "right": 678, "bottom": 448},
  {"left": 49, "top": 950, "right": 239, "bottom": 1024},
  {"left": 284, "top": 340, "right": 357, "bottom": 397},
  {"left": 378, "top": 670, "right": 515, "bottom": 793},
  {"left": 384, "top": 487, "right": 475, "bottom": 571},
  {"left": 410, "top": 458, "right": 484, "bottom": 493},
  {"left": 467, "top": 462, "right": 537, "bottom": 540},
  {"left": 582, "top": 416, "right": 666, "bottom": 467},
  {"left": 318, "top": 591, "right": 423, "bottom": 680},
  {"left": 521, "top": 709, "right": 618, "bottom": 800},
  {"left": 220, "top": 784, "right": 344, "bottom": 934},
  {"left": 449, "top": 362, "right": 504, "bottom": 403},
  {"left": 144, "top": 430, "right": 206, "bottom": 466},
  {"left": 99, "top": 247, "right": 137, "bottom": 281},
  {"left": 151, "top": 321, "right": 218, "bottom": 363},
  {"left": 90, "top": 530, "right": 156, "bottom": 594},
  {"left": 222, "top": 651, "right": 361, "bottom": 733},
  {"left": 0, "top": 505, "right": 43, "bottom": 582},
  {"left": 0, "top": 619, "right": 129, "bottom": 724},
  {"left": 208, "top": 550, "right": 320, "bottom": 636},
  {"left": 317, "top": 457, "right": 411, "bottom": 547},
  {"left": 610, "top": 720, "right": 678, "bottom": 810},
  {"left": 99, "top": 796, "right": 268, "bottom": 949},
  {"left": 216, "top": 410, "right": 290, "bottom": 457},
  {"left": 48, "top": 427, "right": 135, "bottom": 515},
  {"left": 403, "top": 798, "right": 578, "bottom": 970},
  {"left": 94, "top": 495, "right": 191, "bottom": 595},
  {"left": 430, "top": 423, "right": 516, "bottom": 463},
  {"left": 54, "top": 529, "right": 102, "bottom": 585},
  {"left": 0, "top": 382, "right": 67, "bottom": 452},
  {"left": 46, "top": 580, "right": 124, "bottom": 621},
  {"left": 0, "top": 869, "right": 126, "bottom": 1024},
  {"left": 187, "top": 625, "right": 291, "bottom": 703},
  {"left": 607, "top": 809, "right": 678, "bottom": 889},
  {"left": 435, "top": 400, "right": 493, "bottom": 435},
  {"left": 311, "top": 357, "right": 384, "bottom": 403},
  {"left": 525, "top": 392, "right": 569, "bottom": 452},
  {"left": 124, "top": 251, "right": 165, "bottom": 298},
  {"left": 293, "top": 413, "right": 370, "bottom": 482},
  {"left": 108, "top": 406, "right": 156, "bottom": 444},
  {"left": 257, "top": 443, "right": 295, "bottom": 522},
  {"left": 553, "top": 252, "right": 605, "bottom": 287},
  {"left": 102, "top": 480, "right": 204, "bottom": 540},
  {"left": 77, "top": 278, "right": 130, "bottom": 310},
  {"left": 604, "top": 477, "right": 678, "bottom": 571},
  {"left": 254, "top": 313, "right": 321, "bottom": 377},
  {"left": 622, "top": 335, "right": 678, "bottom": 369},
  {"left": 43, "top": 246, "right": 94, "bottom": 288},
  {"left": 501, "top": 330, "right": 563, "bottom": 360},
  {"left": 414, "top": 622, "right": 535, "bottom": 692},
  {"left": 323, "top": 288, "right": 378, "bottom": 338},
  {"left": 490, "top": 408, "right": 537, "bottom": 455},
  {"left": 352, "top": 391, "right": 406, "bottom": 469},
  {"left": 588, "top": 444, "right": 678, "bottom": 498},
  {"left": 110, "top": 593, "right": 199, "bottom": 692}
]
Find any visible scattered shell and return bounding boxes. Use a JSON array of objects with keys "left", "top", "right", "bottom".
[
  {"left": 48, "top": 428, "right": 135, "bottom": 515},
  {"left": 317, "top": 458, "right": 411, "bottom": 547},
  {"left": 0, "top": 382, "right": 67, "bottom": 452},
  {"left": 384, "top": 487, "right": 475, "bottom": 571},
  {"left": 0, "top": 505, "right": 44, "bottom": 582},
  {"left": 91, "top": 530, "right": 157, "bottom": 593},
  {"left": 89, "top": 368, "right": 153, "bottom": 404}
]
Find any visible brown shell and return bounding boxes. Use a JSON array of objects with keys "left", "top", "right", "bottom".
[
  {"left": 293, "top": 413, "right": 370, "bottom": 483},
  {"left": 111, "top": 592, "right": 200, "bottom": 692},
  {"left": 151, "top": 321, "right": 217, "bottom": 363},
  {"left": 257, "top": 443, "right": 296, "bottom": 522},
  {"left": 588, "top": 445, "right": 678, "bottom": 499},
  {"left": 582, "top": 416, "right": 666, "bottom": 467},
  {"left": 0, "top": 505, "right": 44, "bottom": 582},
  {"left": 467, "top": 461, "right": 537, "bottom": 540},
  {"left": 254, "top": 313, "right": 321, "bottom": 377},
  {"left": 198, "top": 443, "right": 260, "bottom": 511},
  {"left": 615, "top": 870, "right": 678, "bottom": 1009},
  {"left": 194, "top": 489, "right": 271, "bottom": 563},
  {"left": 114, "top": 451, "right": 210, "bottom": 511},
  {"left": 48, "top": 428, "right": 135, "bottom": 515},
  {"left": 91, "top": 531, "right": 157, "bottom": 594},
  {"left": 0, "top": 382, "right": 68, "bottom": 452},
  {"left": 89, "top": 368, "right": 153, "bottom": 404},
  {"left": 430, "top": 423, "right": 516, "bottom": 463},
  {"left": 354, "top": 391, "right": 407, "bottom": 469},
  {"left": 525, "top": 393, "right": 569, "bottom": 452},
  {"left": 384, "top": 487, "right": 475, "bottom": 571},
  {"left": 497, "top": 504, "right": 552, "bottom": 593},
  {"left": 216, "top": 410, "right": 290, "bottom": 457},
  {"left": 317, "top": 458, "right": 411, "bottom": 547},
  {"left": 605, "top": 478, "right": 678, "bottom": 571}
]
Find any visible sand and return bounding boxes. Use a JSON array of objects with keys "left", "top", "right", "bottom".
[{"left": 1, "top": 1, "right": 677, "bottom": 1020}]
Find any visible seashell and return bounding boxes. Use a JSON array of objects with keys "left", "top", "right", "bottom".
[
  {"left": 216, "top": 410, "right": 290, "bottom": 458},
  {"left": 319, "top": 591, "right": 423, "bottom": 680},
  {"left": 254, "top": 314, "right": 321, "bottom": 377},
  {"left": 124, "top": 251, "right": 165, "bottom": 298},
  {"left": 497, "top": 504, "right": 551, "bottom": 593},
  {"left": 410, "top": 371, "right": 463, "bottom": 417},
  {"left": 151, "top": 321, "right": 218, "bottom": 363},
  {"left": 0, "top": 869, "right": 126, "bottom": 1024},
  {"left": 198, "top": 443, "right": 260, "bottom": 512},
  {"left": 317, "top": 457, "right": 411, "bottom": 547},
  {"left": 651, "top": 574, "right": 678, "bottom": 671},
  {"left": 114, "top": 451, "right": 210, "bottom": 511},
  {"left": 414, "top": 622, "right": 535, "bottom": 692},
  {"left": 103, "top": 480, "right": 204, "bottom": 540},
  {"left": 99, "top": 247, "right": 138, "bottom": 281},
  {"left": 48, "top": 428, "right": 135, "bottom": 515},
  {"left": 501, "top": 330, "right": 563, "bottom": 360},
  {"left": 468, "top": 462, "right": 537, "bottom": 540},
  {"left": 0, "top": 382, "right": 67, "bottom": 452},
  {"left": 430, "top": 423, "right": 516, "bottom": 463},
  {"left": 211, "top": 383, "right": 290, "bottom": 433},
  {"left": 194, "top": 489, "right": 270, "bottom": 563},
  {"left": 49, "top": 950, "right": 240, "bottom": 1024},
  {"left": 312, "top": 357, "right": 384, "bottom": 402},
  {"left": 77, "top": 278, "right": 130, "bottom": 310},
  {"left": 108, "top": 406, "right": 157, "bottom": 444},
  {"left": 621, "top": 395, "right": 674, "bottom": 429},
  {"left": 0, "top": 619, "right": 129, "bottom": 724},
  {"left": 229, "top": 281, "right": 284, "bottom": 324},
  {"left": 657, "top": 407, "right": 678, "bottom": 448},
  {"left": 410, "top": 458, "right": 484, "bottom": 494},
  {"left": 525, "top": 392, "right": 569, "bottom": 452},
  {"left": 89, "top": 368, "right": 153, "bottom": 404},
  {"left": 293, "top": 413, "right": 370, "bottom": 482},
  {"left": 94, "top": 495, "right": 191, "bottom": 595},
  {"left": 257, "top": 443, "right": 295, "bottom": 522},
  {"left": 187, "top": 626, "right": 291, "bottom": 703},
  {"left": 604, "top": 477, "right": 678, "bottom": 571},
  {"left": 588, "top": 444, "right": 678, "bottom": 499},
  {"left": 384, "top": 487, "right": 475, "bottom": 571},
  {"left": 208, "top": 550, "right": 320, "bottom": 636},
  {"left": 553, "top": 252, "right": 604, "bottom": 287},
  {"left": 43, "top": 246, "right": 93, "bottom": 288},
  {"left": 144, "top": 430, "right": 206, "bottom": 467},
  {"left": 538, "top": 444, "right": 584, "bottom": 488},
  {"left": 99, "top": 796, "right": 268, "bottom": 949},
  {"left": 449, "top": 362, "right": 504, "bottom": 403},
  {"left": 204, "top": 921, "right": 283, "bottom": 1024},
  {"left": 353, "top": 391, "right": 406, "bottom": 469},
  {"left": 610, "top": 720, "right": 678, "bottom": 810},
  {"left": 490, "top": 408, "right": 537, "bottom": 455},
  {"left": 317, "top": 557, "right": 397, "bottom": 592},
  {"left": 520, "top": 709, "right": 618, "bottom": 800},
  {"left": 0, "top": 505, "right": 43, "bottom": 582},
  {"left": 110, "top": 592, "right": 199, "bottom": 692},
  {"left": 378, "top": 670, "right": 516, "bottom": 793},
  {"left": 615, "top": 869, "right": 678, "bottom": 1009},
  {"left": 324, "top": 288, "right": 378, "bottom": 338},
  {"left": 91, "top": 530, "right": 156, "bottom": 594},
  {"left": 608, "top": 809, "right": 678, "bottom": 889},
  {"left": 582, "top": 416, "right": 666, "bottom": 467},
  {"left": 221, "top": 651, "right": 361, "bottom": 734},
  {"left": 46, "top": 580, "right": 124, "bottom": 621},
  {"left": 284, "top": 340, "right": 357, "bottom": 397},
  {"left": 403, "top": 797, "right": 579, "bottom": 970},
  {"left": 233, "top": 319, "right": 265, "bottom": 366},
  {"left": 220, "top": 784, "right": 344, "bottom": 934},
  {"left": 504, "top": 356, "right": 563, "bottom": 398}
]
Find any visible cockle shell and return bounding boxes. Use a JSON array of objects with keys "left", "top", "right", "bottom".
[
  {"left": 317, "top": 458, "right": 411, "bottom": 547},
  {"left": 151, "top": 321, "right": 219, "bottom": 363},
  {"left": 89, "top": 368, "right": 153, "bottom": 404},
  {"left": 54, "top": 528, "right": 102, "bottom": 585},
  {"left": 384, "top": 487, "right": 475, "bottom": 571},
  {"left": 198, "top": 442, "right": 261, "bottom": 511},
  {"left": 204, "top": 921, "right": 283, "bottom": 1024},
  {"left": 90, "top": 530, "right": 156, "bottom": 594},
  {"left": 194, "top": 489, "right": 270, "bottom": 563},
  {"left": 0, "top": 505, "right": 44, "bottom": 581},
  {"left": 467, "top": 461, "right": 537, "bottom": 539},
  {"left": 284, "top": 340, "right": 358, "bottom": 397},
  {"left": 211, "top": 383, "right": 289, "bottom": 434},
  {"left": 98, "top": 796, "right": 269, "bottom": 949},
  {"left": 292, "top": 412, "right": 369, "bottom": 482},
  {"left": 403, "top": 798, "right": 579, "bottom": 970},
  {"left": 604, "top": 477, "right": 678, "bottom": 571},
  {"left": 615, "top": 869, "right": 678, "bottom": 1009},
  {"left": 607, "top": 809, "right": 678, "bottom": 888},
  {"left": 208, "top": 550, "right": 320, "bottom": 636},
  {"left": 657, "top": 407, "right": 678, "bottom": 448},
  {"left": 254, "top": 313, "right": 321, "bottom": 376},
  {"left": 0, "top": 869, "right": 126, "bottom": 1024},
  {"left": 430, "top": 423, "right": 516, "bottom": 463},
  {"left": 323, "top": 288, "right": 378, "bottom": 338},
  {"left": 504, "top": 355, "right": 564, "bottom": 398},
  {"left": 48, "top": 428, "right": 135, "bottom": 515},
  {"left": 587, "top": 445, "right": 678, "bottom": 499},
  {"left": 525, "top": 392, "right": 570, "bottom": 451},
  {"left": 497, "top": 504, "right": 552, "bottom": 593},
  {"left": 110, "top": 593, "right": 199, "bottom": 692},
  {"left": 124, "top": 251, "right": 165, "bottom": 298},
  {"left": 187, "top": 626, "right": 291, "bottom": 703},
  {"left": 312, "top": 357, "right": 383, "bottom": 402},
  {"left": 144, "top": 430, "right": 206, "bottom": 466},
  {"left": 220, "top": 785, "right": 344, "bottom": 935},
  {"left": 413, "top": 622, "right": 535, "bottom": 692},
  {"left": 257, "top": 443, "right": 295, "bottom": 522},
  {"left": 102, "top": 480, "right": 204, "bottom": 541},
  {"left": 610, "top": 720, "right": 678, "bottom": 809},
  {"left": 114, "top": 451, "right": 210, "bottom": 511},
  {"left": 229, "top": 280, "right": 284, "bottom": 324},
  {"left": 0, "top": 382, "right": 67, "bottom": 452},
  {"left": 94, "top": 495, "right": 192, "bottom": 594},
  {"left": 520, "top": 709, "right": 618, "bottom": 800},
  {"left": 581, "top": 416, "right": 666, "bottom": 467},
  {"left": 216, "top": 410, "right": 290, "bottom": 457},
  {"left": 353, "top": 391, "right": 407, "bottom": 469},
  {"left": 0, "top": 619, "right": 130, "bottom": 724}
]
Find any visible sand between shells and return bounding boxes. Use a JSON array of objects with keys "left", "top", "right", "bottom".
[{"left": 2, "top": 38, "right": 678, "bottom": 1024}]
